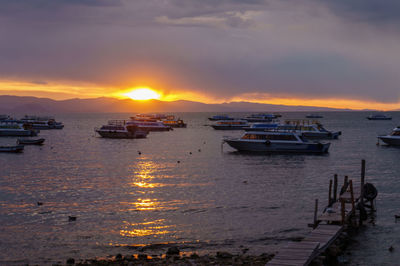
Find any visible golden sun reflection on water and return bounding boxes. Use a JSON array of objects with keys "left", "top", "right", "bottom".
[
  {"left": 129, "top": 160, "right": 167, "bottom": 190},
  {"left": 120, "top": 219, "right": 173, "bottom": 237}
]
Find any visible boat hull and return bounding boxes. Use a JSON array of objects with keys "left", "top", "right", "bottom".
[
  {"left": 17, "top": 138, "right": 45, "bottom": 145},
  {"left": 208, "top": 117, "right": 234, "bottom": 121},
  {"left": 137, "top": 126, "right": 171, "bottom": 131},
  {"left": 212, "top": 125, "right": 247, "bottom": 130},
  {"left": 378, "top": 136, "right": 400, "bottom": 145},
  {"left": 225, "top": 140, "right": 330, "bottom": 153},
  {"left": 0, "top": 130, "right": 37, "bottom": 136},
  {"left": 367, "top": 117, "right": 392, "bottom": 120},
  {"left": 96, "top": 130, "right": 148, "bottom": 139},
  {"left": 0, "top": 145, "right": 24, "bottom": 153}
]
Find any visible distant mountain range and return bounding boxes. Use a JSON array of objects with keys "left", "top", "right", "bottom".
[{"left": 0, "top": 95, "right": 358, "bottom": 114}]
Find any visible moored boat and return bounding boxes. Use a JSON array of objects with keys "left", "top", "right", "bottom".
[
  {"left": 223, "top": 131, "right": 330, "bottom": 153},
  {"left": 243, "top": 121, "right": 280, "bottom": 131},
  {"left": 367, "top": 114, "right": 392, "bottom": 120},
  {"left": 244, "top": 113, "right": 279, "bottom": 122},
  {"left": 208, "top": 115, "right": 234, "bottom": 121},
  {"left": 162, "top": 116, "right": 187, "bottom": 128},
  {"left": 19, "top": 116, "right": 64, "bottom": 129},
  {"left": 127, "top": 120, "right": 171, "bottom": 131},
  {"left": 0, "top": 145, "right": 24, "bottom": 153},
  {"left": 378, "top": 126, "right": 400, "bottom": 146},
  {"left": 306, "top": 114, "right": 323, "bottom": 118},
  {"left": 95, "top": 120, "right": 149, "bottom": 138},
  {"left": 0, "top": 122, "right": 38, "bottom": 136},
  {"left": 211, "top": 120, "right": 249, "bottom": 130},
  {"left": 17, "top": 138, "right": 45, "bottom": 145}
]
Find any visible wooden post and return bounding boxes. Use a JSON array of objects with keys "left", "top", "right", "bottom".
[
  {"left": 340, "top": 176, "right": 349, "bottom": 195},
  {"left": 328, "top": 179, "right": 333, "bottom": 206},
  {"left": 314, "top": 199, "right": 319, "bottom": 228},
  {"left": 340, "top": 198, "right": 346, "bottom": 225},
  {"left": 333, "top": 174, "right": 338, "bottom": 202},
  {"left": 349, "top": 180, "right": 355, "bottom": 213},
  {"left": 361, "top": 159, "right": 365, "bottom": 205}
]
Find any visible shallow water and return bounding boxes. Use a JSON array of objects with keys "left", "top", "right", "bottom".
[{"left": 0, "top": 112, "right": 399, "bottom": 265}]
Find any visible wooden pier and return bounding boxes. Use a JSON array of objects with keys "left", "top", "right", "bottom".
[{"left": 268, "top": 160, "right": 377, "bottom": 266}]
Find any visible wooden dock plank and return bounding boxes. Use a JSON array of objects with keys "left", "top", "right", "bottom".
[{"left": 268, "top": 242, "right": 319, "bottom": 266}]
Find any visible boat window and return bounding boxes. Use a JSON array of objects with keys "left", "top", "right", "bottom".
[
  {"left": 391, "top": 131, "right": 400, "bottom": 136},
  {"left": 242, "top": 134, "right": 267, "bottom": 140},
  {"left": 267, "top": 134, "right": 298, "bottom": 141}
]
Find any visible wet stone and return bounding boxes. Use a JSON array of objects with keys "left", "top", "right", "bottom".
[
  {"left": 216, "top": 251, "right": 233, "bottom": 259},
  {"left": 166, "top": 247, "right": 180, "bottom": 256}
]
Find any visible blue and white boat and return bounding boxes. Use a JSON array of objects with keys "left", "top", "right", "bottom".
[
  {"left": 95, "top": 120, "right": 149, "bottom": 138},
  {"left": 211, "top": 120, "right": 249, "bottom": 130},
  {"left": 223, "top": 131, "right": 330, "bottom": 153},
  {"left": 19, "top": 116, "right": 64, "bottom": 129},
  {"left": 243, "top": 122, "right": 280, "bottom": 131},
  {"left": 0, "top": 122, "right": 38, "bottom": 136},
  {"left": 208, "top": 115, "right": 234, "bottom": 121},
  {"left": 244, "top": 113, "right": 278, "bottom": 122},
  {"left": 245, "top": 120, "right": 341, "bottom": 139}
]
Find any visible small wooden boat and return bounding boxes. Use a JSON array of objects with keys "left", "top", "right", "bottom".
[
  {"left": 17, "top": 138, "right": 45, "bottom": 145},
  {"left": 0, "top": 145, "right": 24, "bottom": 153}
]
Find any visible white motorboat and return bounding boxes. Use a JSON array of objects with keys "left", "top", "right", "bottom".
[
  {"left": 95, "top": 120, "right": 149, "bottom": 138},
  {"left": 378, "top": 126, "right": 400, "bottom": 145},
  {"left": 19, "top": 116, "right": 64, "bottom": 129},
  {"left": 211, "top": 120, "right": 249, "bottom": 130},
  {"left": 223, "top": 131, "right": 330, "bottom": 153},
  {"left": 367, "top": 114, "right": 392, "bottom": 120},
  {"left": 0, "top": 122, "right": 38, "bottom": 136},
  {"left": 245, "top": 120, "right": 341, "bottom": 139},
  {"left": 127, "top": 120, "right": 171, "bottom": 131}
]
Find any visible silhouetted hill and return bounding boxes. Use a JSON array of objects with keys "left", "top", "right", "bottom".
[{"left": 0, "top": 95, "right": 357, "bottom": 114}]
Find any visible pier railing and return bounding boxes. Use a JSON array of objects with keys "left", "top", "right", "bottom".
[{"left": 268, "top": 159, "right": 376, "bottom": 266}]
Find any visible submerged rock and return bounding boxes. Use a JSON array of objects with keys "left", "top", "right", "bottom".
[{"left": 166, "top": 247, "right": 180, "bottom": 256}]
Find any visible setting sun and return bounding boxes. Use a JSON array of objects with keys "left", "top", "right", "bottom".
[{"left": 124, "top": 88, "right": 161, "bottom": 100}]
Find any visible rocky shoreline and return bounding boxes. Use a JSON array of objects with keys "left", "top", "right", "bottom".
[{"left": 61, "top": 249, "right": 274, "bottom": 266}]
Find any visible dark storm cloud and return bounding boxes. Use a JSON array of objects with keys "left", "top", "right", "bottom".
[
  {"left": 320, "top": 0, "right": 400, "bottom": 24},
  {"left": 0, "top": 0, "right": 399, "bottom": 104}
]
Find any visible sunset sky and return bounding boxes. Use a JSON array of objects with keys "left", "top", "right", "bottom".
[{"left": 1, "top": 0, "right": 400, "bottom": 110}]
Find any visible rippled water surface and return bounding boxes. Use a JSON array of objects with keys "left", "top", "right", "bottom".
[{"left": 0, "top": 112, "right": 399, "bottom": 265}]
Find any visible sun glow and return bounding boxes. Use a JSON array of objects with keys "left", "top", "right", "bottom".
[{"left": 124, "top": 88, "right": 161, "bottom": 100}]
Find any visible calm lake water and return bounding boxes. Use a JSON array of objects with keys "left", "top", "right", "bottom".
[{"left": 0, "top": 112, "right": 399, "bottom": 265}]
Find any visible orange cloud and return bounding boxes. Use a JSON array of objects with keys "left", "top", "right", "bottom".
[{"left": 0, "top": 79, "right": 399, "bottom": 110}]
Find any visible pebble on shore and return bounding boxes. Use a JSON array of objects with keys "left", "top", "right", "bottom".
[{"left": 74, "top": 252, "right": 274, "bottom": 265}]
